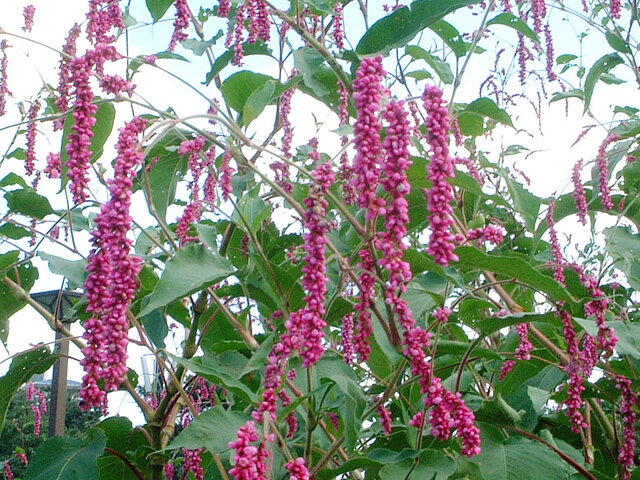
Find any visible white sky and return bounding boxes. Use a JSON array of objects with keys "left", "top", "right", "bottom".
[{"left": 0, "top": 0, "right": 636, "bottom": 425}]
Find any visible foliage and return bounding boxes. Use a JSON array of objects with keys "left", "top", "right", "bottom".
[{"left": 0, "top": 1, "right": 639, "bottom": 480}]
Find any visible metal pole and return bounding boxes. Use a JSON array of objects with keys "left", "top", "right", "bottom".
[{"left": 48, "top": 320, "right": 69, "bottom": 437}]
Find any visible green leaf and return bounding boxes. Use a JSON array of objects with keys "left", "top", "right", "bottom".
[
  {"left": 476, "top": 312, "right": 559, "bottom": 336},
  {"left": 232, "top": 191, "right": 271, "bottom": 234},
  {"left": 454, "top": 247, "right": 573, "bottom": 304},
  {"left": 605, "top": 31, "right": 631, "bottom": 54},
  {"left": 456, "top": 111, "right": 484, "bottom": 136},
  {"left": 429, "top": 20, "right": 468, "bottom": 58},
  {"left": 550, "top": 89, "right": 584, "bottom": 103},
  {"left": 405, "top": 45, "right": 454, "bottom": 84},
  {"left": 204, "top": 43, "right": 272, "bottom": 85},
  {"left": 60, "top": 102, "right": 116, "bottom": 191},
  {"left": 96, "top": 417, "right": 150, "bottom": 480},
  {"left": 465, "top": 97, "right": 513, "bottom": 128},
  {"left": 145, "top": 0, "right": 174, "bottom": 21},
  {"left": 0, "top": 223, "right": 31, "bottom": 240},
  {"left": 0, "top": 172, "right": 28, "bottom": 188},
  {"left": 243, "top": 80, "right": 275, "bottom": 126},
  {"left": 182, "top": 31, "right": 223, "bottom": 56},
  {"left": 575, "top": 319, "right": 640, "bottom": 360},
  {"left": 502, "top": 175, "right": 540, "bottom": 232},
  {"left": 603, "top": 226, "right": 640, "bottom": 290},
  {"left": 470, "top": 424, "right": 571, "bottom": 480},
  {"left": 0, "top": 346, "right": 55, "bottom": 436},
  {"left": 4, "top": 189, "right": 54, "bottom": 219},
  {"left": 487, "top": 13, "right": 539, "bottom": 43},
  {"left": 379, "top": 449, "right": 456, "bottom": 480},
  {"left": 295, "top": 48, "right": 339, "bottom": 97},
  {"left": 583, "top": 53, "right": 623, "bottom": 113},
  {"left": 140, "top": 243, "right": 235, "bottom": 316},
  {"left": 168, "top": 406, "right": 250, "bottom": 453},
  {"left": 169, "top": 353, "right": 258, "bottom": 403},
  {"left": 39, "top": 253, "right": 87, "bottom": 289},
  {"left": 25, "top": 429, "right": 106, "bottom": 480},
  {"left": 437, "top": 339, "right": 503, "bottom": 360},
  {"left": 0, "top": 260, "right": 38, "bottom": 343},
  {"left": 140, "top": 309, "right": 168, "bottom": 349},
  {"left": 145, "top": 147, "right": 188, "bottom": 221},
  {"left": 356, "top": 0, "right": 482, "bottom": 55},
  {"left": 221, "top": 71, "right": 278, "bottom": 113},
  {"left": 556, "top": 54, "right": 577, "bottom": 64}
]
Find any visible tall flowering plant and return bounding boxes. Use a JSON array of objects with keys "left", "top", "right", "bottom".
[{"left": 0, "top": 1, "right": 639, "bottom": 479}]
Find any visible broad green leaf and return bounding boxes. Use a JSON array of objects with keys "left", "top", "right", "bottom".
[
  {"left": 605, "top": 31, "right": 631, "bottom": 54},
  {"left": 465, "top": 97, "right": 513, "bottom": 128},
  {"left": 243, "top": 80, "right": 275, "bottom": 126},
  {"left": 0, "top": 346, "right": 55, "bottom": 436},
  {"left": 557, "top": 54, "right": 577, "bottom": 64},
  {"left": 60, "top": 102, "right": 116, "bottom": 191},
  {"left": 454, "top": 247, "right": 573, "bottom": 304},
  {"left": 128, "top": 51, "right": 189, "bottom": 73},
  {"left": 295, "top": 47, "right": 337, "bottom": 97},
  {"left": 146, "top": 148, "right": 188, "bottom": 221},
  {"left": 583, "top": 53, "right": 623, "bottom": 113},
  {"left": 306, "top": 0, "right": 341, "bottom": 15},
  {"left": 170, "top": 353, "right": 258, "bottom": 403},
  {"left": 437, "top": 339, "right": 503, "bottom": 360},
  {"left": 140, "top": 243, "right": 235, "bottom": 316},
  {"left": 502, "top": 175, "right": 540, "bottom": 231},
  {"left": 204, "top": 43, "right": 272, "bottom": 85},
  {"left": 429, "top": 20, "right": 468, "bottom": 57},
  {"left": 140, "top": 309, "right": 168, "bottom": 349},
  {"left": 221, "top": 71, "right": 277, "bottom": 113},
  {"left": 0, "top": 260, "right": 38, "bottom": 343},
  {"left": 0, "top": 172, "right": 28, "bottom": 188},
  {"left": 39, "top": 253, "right": 87, "bottom": 289},
  {"left": 575, "top": 319, "right": 640, "bottom": 360},
  {"left": 231, "top": 192, "right": 271, "bottom": 234},
  {"left": 475, "top": 312, "right": 559, "bottom": 336},
  {"left": 356, "top": 0, "right": 482, "bottom": 55},
  {"left": 0, "top": 223, "right": 31, "bottom": 240},
  {"left": 487, "top": 13, "right": 539, "bottom": 43},
  {"left": 379, "top": 449, "right": 456, "bottom": 480},
  {"left": 4, "top": 189, "right": 54, "bottom": 219},
  {"left": 182, "top": 31, "right": 223, "bottom": 56},
  {"left": 25, "top": 429, "right": 106, "bottom": 480},
  {"left": 368, "top": 448, "right": 420, "bottom": 464},
  {"left": 145, "top": 0, "right": 174, "bottom": 21},
  {"left": 96, "top": 417, "right": 150, "bottom": 480},
  {"left": 603, "top": 226, "right": 640, "bottom": 290},
  {"left": 405, "top": 45, "right": 454, "bottom": 84},
  {"left": 550, "top": 89, "right": 584, "bottom": 103},
  {"left": 168, "top": 406, "right": 250, "bottom": 453}
]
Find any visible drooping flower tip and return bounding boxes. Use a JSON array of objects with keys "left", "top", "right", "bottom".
[{"left": 22, "top": 5, "right": 36, "bottom": 32}]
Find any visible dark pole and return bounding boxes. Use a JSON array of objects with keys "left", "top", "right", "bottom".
[
  {"left": 31, "top": 290, "right": 81, "bottom": 438},
  {"left": 48, "top": 319, "right": 69, "bottom": 437}
]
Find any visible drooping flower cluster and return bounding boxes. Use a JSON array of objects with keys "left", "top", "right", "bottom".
[
  {"left": 22, "top": 5, "right": 35, "bottom": 32},
  {"left": 218, "top": 0, "right": 231, "bottom": 18},
  {"left": 169, "top": 0, "right": 190, "bottom": 52},
  {"left": 81, "top": 117, "right": 147, "bottom": 410},
  {"left": 247, "top": 0, "right": 271, "bottom": 44},
  {"left": 580, "top": 268, "right": 618, "bottom": 356},
  {"left": 610, "top": 0, "right": 622, "bottom": 19},
  {"left": 616, "top": 375, "right": 637, "bottom": 480},
  {"left": 351, "top": 55, "right": 386, "bottom": 220},
  {"left": 353, "top": 249, "right": 376, "bottom": 362},
  {"left": 596, "top": 134, "right": 619, "bottom": 210},
  {"left": 332, "top": 3, "right": 345, "bottom": 50},
  {"left": 341, "top": 312, "right": 355, "bottom": 365},
  {"left": 86, "top": 0, "right": 124, "bottom": 46},
  {"left": 297, "top": 160, "right": 335, "bottom": 367},
  {"left": 543, "top": 25, "right": 556, "bottom": 81},
  {"left": 228, "top": 421, "right": 269, "bottom": 480},
  {"left": 378, "top": 400, "right": 393, "bottom": 435},
  {"left": 182, "top": 448, "right": 204, "bottom": 480},
  {"left": 546, "top": 199, "right": 565, "bottom": 285},
  {"left": 572, "top": 159, "right": 588, "bottom": 225},
  {"left": 466, "top": 224, "right": 504, "bottom": 247},
  {"left": 377, "top": 100, "right": 412, "bottom": 298},
  {"left": 4, "top": 461, "right": 13, "bottom": 480},
  {"left": 0, "top": 40, "right": 9, "bottom": 116},
  {"left": 285, "top": 458, "right": 310, "bottom": 480},
  {"left": 24, "top": 100, "right": 40, "bottom": 176},
  {"left": 54, "top": 24, "right": 81, "bottom": 130},
  {"left": 423, "top": 85, "right": 459, "bottom": 266},
  {"left": 220, "top": 148, "right": 235, "bottom": 200}
]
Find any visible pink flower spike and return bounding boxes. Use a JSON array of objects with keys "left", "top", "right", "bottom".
[
  {"left": 22, "top": 5, "right": 35, "bottom": 32},
  {"left": 169, "top": 0, "right": 191, "bottom": 52},
  {"left": 596, "top": 134, "right": 619, "bottom": 210},
  {"left": 572, "top": 159, "right": 588, "bottom": 225},
  {"left": 423, "top": 85, "right": 458, "bottom": 266}
]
